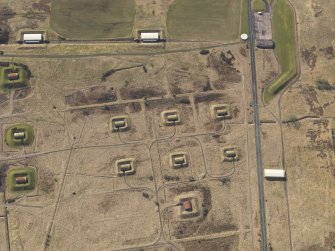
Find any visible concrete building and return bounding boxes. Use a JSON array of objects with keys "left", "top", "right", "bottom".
[
  {"left": 140, "top": 32, "right": 160, "bottom": 42},
  {"left": 7, "top": 72, "right": 19, "bottom": 81},
  {"left": 256, "top": 40, "right": 275, "bottom": 49},
  {"left": 23, "top": 33, "right": 43, "bottom": 44},
  {"left": 254, "top": 12, "right": 274, "bottom": 49},
  {"left": 264, "top": 169, "right": 286, "bottom": 179},
  {"left": 15, "top": 176, "right": 28, "bottom": 184}
]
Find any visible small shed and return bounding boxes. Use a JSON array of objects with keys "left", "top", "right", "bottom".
[
  {"left": 13, "top": 131, "right": 25, "bottom": 139},
  {"left": 182, "top": 200, "right": 193, "bottom": 212},
  {"left": 7, "top": 72, "right": 19, "bottom": 80},
  {"left": 264, "top": 169, "right": 286, "bottom": 179},
  {"left": 23, "top": 33, "right": 43, "bottom": 44},
  {"left": 15, "top": 176, "right": 28, "bottom": 184},
  {"left": 140, "top": 32, "right": 160, "bottom": 42}
]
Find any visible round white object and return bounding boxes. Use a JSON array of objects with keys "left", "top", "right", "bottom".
[{"left": 240, "top": 34, "right": 248, "bottom": 41}]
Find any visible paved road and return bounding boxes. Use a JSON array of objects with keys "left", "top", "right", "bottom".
[{"left": 246, "top": 0, "right": 268, "bottom": 250}]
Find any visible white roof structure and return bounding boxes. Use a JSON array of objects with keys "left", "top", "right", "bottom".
[
  {"left": 264, "top": 169, "right": 286, "bottom": 179},
  {"left": 140, "top": 32, "right": 160, "bottom": 42},
  {"left": 23, "top": 33, "right": 43, "bottom": 43},
  {"left": 240, "top": 33, "right": 248, "bottom": 41}
]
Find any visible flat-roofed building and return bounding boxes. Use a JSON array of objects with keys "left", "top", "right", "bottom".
[
  {"left": 140, "top": 32, "right": 160, "bottom": 42},
  {"left": 264, "top": 169, "right": 286, "bottom": 179},
  {"left": 7, "top": 72, "right": 19, "bottom": 80},
  {"left": 23, "top": 33, "right": 43, "bottom": 44}
]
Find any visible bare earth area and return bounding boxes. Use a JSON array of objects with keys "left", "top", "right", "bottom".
[{"left": 0, "top": 0, "right": 334, "bottom": 250}]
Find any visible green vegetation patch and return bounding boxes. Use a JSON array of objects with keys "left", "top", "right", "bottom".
[
  {"left": 241, "top": 0, "right": 249, "bottom": 34},
  {"left": 6, "top": 167, "right": 36, "bottom": 192},
  {"left": 0, "top": 65, "right": 28, "bottom": 90},
  {"left": 264, "top": 0, "right": 297, "bottom": 103},
  {"left": 251, "top": 0, "right": 265, "bottom": 11},
  {"left": 5, "top": 124, "right": 34, "bottom": 147},
  {"left": 167, "top": 0, "right": 241, "bottom": 41},
  {"left": 315, "top": 79, "right": 335, "bottom": 91},
  {"left": 50, "top": 0, "right": 136, "bottom": 39}
]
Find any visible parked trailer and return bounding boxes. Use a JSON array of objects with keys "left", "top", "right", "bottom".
[
  {"left": 23, "top": 33, "right": 43, "bottom": 44},
  {"left": 264, "top": 169, "right": 286, "bottom": 179}
]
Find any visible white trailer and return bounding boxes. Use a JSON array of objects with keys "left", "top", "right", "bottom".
[
  {"left": 23, "top": 33, "right": 43, "bottom": 44},
  {"left": 264, "top": 169, "right": 286, "bottom": 179},
  {"left": 140, "top": 32, "right": 160, "bottom": 42}
]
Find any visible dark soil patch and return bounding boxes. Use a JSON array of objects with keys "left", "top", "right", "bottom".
[
  {"left": 39, "top": 169, "right": 56, "bottom": 194},
  {"left": 301, "top": 232, "right": 335, "bottom": 251},
  {"left": 13, "top": 88, "right": 33, "bottom": 100},
  {"left": 262, "top": 71, "right": 277, "bottom": 85},
  {"left": 194, "top": 93, "right": 224, "bottom": 104},
  {"left": 146, "top": 97, "right": 191, "bottom": 110},
  {"left": 65, "top": 86, "right": 117, "bottom": 106},
  {"left": 23, "top": 11, "right": 48, "bottom": 21},
  {"left": 0, "top": 7, "right": 15, "bottom": 20},
  {"left": 0, "top": 93, "right": 8, "bottom": 104},
  {"left": 72, "top": 103, "right": 126, "bottom": 118},
  {"left": 320, "top": 46, "right": 335, "bottom": 60},
  {"left": 207, "top": 50, "right": 241, "bottom": 88},
  {"left": 239, "top": 47, "right": 248, "bottom": 57},
  {"left": 177, "top": 96, "right": 191, "bottom": 105},
  {"left": 299, "top": 86, "right": 323, "bottom": 115},
  {"left": 193, "top": 79, "right": 212, "bottom": 92},
  {"left": 169, "top": 75, "right": 210, "bottom": 95},
  {"left": 32, "top": 0, "right": 51, "bottom": 13},
  {"left": 101, "top": 64, "right": 143, "bottom": 81},
  {"left": 128, "top": 102, "right": 142, "bottom": 113},
  {"left": 97, "top": 195, "right": 113, "bottom": 214},
  {"left": 301, "top": 46, "right": 317, "bottom": 69},
  {"left": 311, "top": 3, "right": 323, "bottom": 17},
  {"left": 120, "top": 86, "right": 166, "bottom": 100},
  {"left": 232, "top": 106, "right": 240, "bottom": 118},
  {"left": 306, "top": 120, "right": 332, "bottom": 159},
  {"left": 0, "top": 23, "right": 9, "bottom": 43},
  {"left": 0, "top": 165, "right": 10, "bottom": 192}
]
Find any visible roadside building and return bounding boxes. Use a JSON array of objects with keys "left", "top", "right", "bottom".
[
  {"left": 256, "top": 39, "right": 275, "bottom": 49},
  {"left": 254, "top": 12, "right": 274, "bottom": 49},
  {"left": 140, "top": 32, "right": 160, "bottom": 42},
  {"left": 23, "top": 33, "right": 43, "bottom": 44},
  {"left": 264, "top": 169, "right": 286, "bottom": 179}
]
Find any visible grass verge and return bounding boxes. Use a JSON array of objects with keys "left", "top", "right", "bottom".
[
  {"left": 251, "top": 0, "right": 266, "bottom": 11},
  {"left": 167, "top": 0, "right": 241, "bottom": 41},
  {"left": 264, "top": 0, "right": 297, "bottom": 103},
  {"left": 241, "top": 0, "right": 249, "bottom": 34}
]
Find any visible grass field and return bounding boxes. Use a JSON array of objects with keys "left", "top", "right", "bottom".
[
  {"left": 268, "top": 0, "right": 276, "bottom": 6},
  {"left": 241, "top": 0, "right": 249, "bottom": 34},
  {"left": 264, "top": 0, "right": 297, "bottom": 102},
  {"left": 6, "top": 168, "right": 36, "bottom": 192},
  {"left": 252, "top": 0, "right": 266, "bottom": 11},
  {"left": 5, "top": 124, "right": 34, "bottom": 147},
  {"left": 50, "top": 0, "right": 136, "bottom": 39},
  {"left": 167, "top": 0, "right": 241, "bottom": 41}
]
